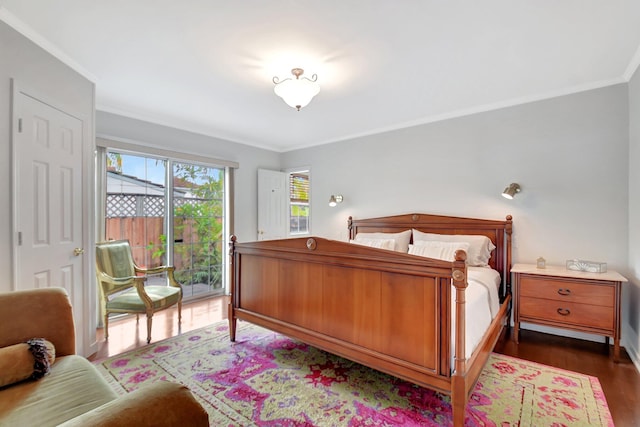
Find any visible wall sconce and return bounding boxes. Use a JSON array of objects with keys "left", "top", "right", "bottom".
[
  {"left": 329, "top": 195, "right": 343, "bottom": 207},
  {"left": 502, "top": 183, "right": 521, "bottom": 199},
  {"left": 273, "top": 68, "right": 320, "bottom": 111}
]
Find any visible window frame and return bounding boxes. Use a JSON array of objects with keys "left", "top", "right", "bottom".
[{"left": 286, "top": 167, "right": 311, "bottom": 237}]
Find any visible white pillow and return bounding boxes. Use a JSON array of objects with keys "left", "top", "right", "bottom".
[
  {"left": 408, "top": 241, "right": 470, "bottom": 262},
  {"left": 354, "top": 229, "right": 411, "bottom": 253},
  {"left": 412, "top": 229, "right": 496, "bottom": 266},
  {"left": 349, "top": 238, "right": 396, "bottom": 251}
]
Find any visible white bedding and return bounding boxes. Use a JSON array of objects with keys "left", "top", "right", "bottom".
[{"left": 452, "top": 266, "right": 502, "bottom": 361}]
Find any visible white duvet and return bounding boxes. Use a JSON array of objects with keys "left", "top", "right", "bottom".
[{"left": 451, "top": 266, "right": 502, "bottom": 362}]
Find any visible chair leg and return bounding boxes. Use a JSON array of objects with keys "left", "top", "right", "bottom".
[
  {"left": 136, "top": 313, "right": 139, "bottom": 324},
  {"left": 104, "top": 313, "right": 109, "bottom": 341},
  {"left": 178, "top": 300, "right": 182, "bottom": 324},
  {"left": 146, "top": 313, "right": 153, "bottom": 344}
]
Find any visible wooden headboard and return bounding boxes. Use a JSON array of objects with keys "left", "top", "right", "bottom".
[{"left": 349, "top": 213, "right": 513, "bottom": 288}]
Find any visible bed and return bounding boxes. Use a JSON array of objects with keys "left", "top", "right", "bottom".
[{"left": 228, "top": 213, "right": 513, "bottom": 426}]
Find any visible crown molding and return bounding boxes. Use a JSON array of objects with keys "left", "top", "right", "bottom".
[
  {"left": 624, "top": 43, "right": 640, "bottom": 82},
  {"left": 0, "top": 6, "right": 97, "bottom": 83},
  {"left": 287, "top": 77, "right": 626, "bottom": 153},
  {"left": 96, "top": 103, "right": 277, "bottom": 153}
]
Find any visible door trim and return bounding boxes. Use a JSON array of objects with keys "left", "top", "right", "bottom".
[{"left": 10, "top": 79, "right": 97, "bottom": 356}]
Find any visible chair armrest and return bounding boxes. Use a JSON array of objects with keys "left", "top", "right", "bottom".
[
  {"left": 135, "top": 265, "right": 174, "bottom": 275},
  {"left": 133, "top": 265, "right": 176, "bottom": 274},
  {"left": 133, "top": 265, "right": 182, "bottom": 289},
  {"left": 97, "top": 271, "right": 146, "bottom": 285},
  {"left": 0, "top": 288, "right": 76, "bottom": 356},
  {"left": 58, "top": 381, "right": 209, "bottom": 427}
]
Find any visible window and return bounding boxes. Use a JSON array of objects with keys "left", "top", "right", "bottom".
[
  {"left": 289, "top": 170, "right": 310, "bottom": 235},
  {"left": 102, "top": 149, "right": 229, "bottom": 300}
]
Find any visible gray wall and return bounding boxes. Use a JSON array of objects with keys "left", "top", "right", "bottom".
[
  {"left": 283, "top": 85, "right": 628, "bottom": 267},
  {"left": 282, "top": 84, "right": 633, "bottom": 349},
  {"left": 628, "top": 65, "right": 640, "bottom": 362},
  {"left": 0, "top": 20, "right": 95, "bottom": 293},
  {"left": 96, "top": 111, "right": 281, "bottom": 243}
]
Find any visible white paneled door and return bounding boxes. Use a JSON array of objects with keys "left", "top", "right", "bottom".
[
  {"left": 257, "top": 169, "right": 287, "bottom": 240},
  {"left": 12, "top": 89, "right": 87, "bottom": 351}
]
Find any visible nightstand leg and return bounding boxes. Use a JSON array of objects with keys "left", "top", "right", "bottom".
[
  {"left": 513, "top": 321, "right": 520, "bottom": 343},
  {"left": 614, "top": 338, "right": 620, "bottom": 363}
]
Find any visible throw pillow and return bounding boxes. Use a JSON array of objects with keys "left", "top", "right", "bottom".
[{"left": 0, "top": 338, "right": 56, "bottom": 387}]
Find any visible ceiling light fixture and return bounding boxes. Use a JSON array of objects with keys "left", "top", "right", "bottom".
[{"left": 273, "top": 68, "right": 320, "bottom": 111}]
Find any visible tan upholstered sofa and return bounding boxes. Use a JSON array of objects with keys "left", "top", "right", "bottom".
[{"left": 0, "top": 288, "right": 209, "bottom": 426}]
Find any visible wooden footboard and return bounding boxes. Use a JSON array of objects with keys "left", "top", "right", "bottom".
[{"left": 229, "top": 213, "right": 512, "bottom": 426}]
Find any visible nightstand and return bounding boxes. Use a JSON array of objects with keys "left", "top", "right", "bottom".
[{"left": 512, "top": 263, "right": 627, "bottom": 362}]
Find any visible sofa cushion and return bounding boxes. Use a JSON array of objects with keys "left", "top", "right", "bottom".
[{"left": 0, "top": 355, "right": 116, "bottom": 426}]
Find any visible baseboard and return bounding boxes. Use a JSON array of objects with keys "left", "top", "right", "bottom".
[
  {"left": 518, "top": 322, "right": 640, "bottom": 373},
  {"left": 622, "top": 325, "right": 640, "bottom": 373}
]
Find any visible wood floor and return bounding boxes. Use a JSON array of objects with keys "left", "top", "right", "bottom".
[
  {"left": 89, "top": 296, "right": 640, "bottom": 425},
  {"left": 89, "top": 296, "right": 228, "bottom": 362}
]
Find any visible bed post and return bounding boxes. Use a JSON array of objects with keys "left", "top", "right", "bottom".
[
  {"left": 505, "top": 215, "right": 513, "bottom": 295},
  {"left": 228, "top": 235, "right": 237, "bottom": 341},
  {"left": 347, "top": 216, "right": 354, "bottom": 240},
  {"left": 503, "top": 215, "right": 514, "bottom": 331},
  {"left": 451, "top": 249, "right": 468, "bottom": 427}
]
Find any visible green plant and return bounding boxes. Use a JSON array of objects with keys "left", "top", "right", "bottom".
[
  {"left": 106, "top": 152, "right": 122, "bottom": 172},
  {"left": 172, "top": 164, "right": 224, "bottom": 288},
  {"left": 147, "top": 234, "right": 167, "bottom": 260}
]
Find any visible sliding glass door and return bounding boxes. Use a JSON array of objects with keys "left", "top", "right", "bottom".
[
  {"left": 103, "top": 151, "right": 226, "bottom": 300},
  {"left": 172, "top": 162, "right": 225, "bottom": 297}
]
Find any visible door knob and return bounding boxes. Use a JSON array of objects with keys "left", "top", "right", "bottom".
[{"left": 73, "top": 248, "right": 85, "bottom": 256}]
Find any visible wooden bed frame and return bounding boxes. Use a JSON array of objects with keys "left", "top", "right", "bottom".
[{"left": 228, "top": 213, "right": 513, "bottom": 426}]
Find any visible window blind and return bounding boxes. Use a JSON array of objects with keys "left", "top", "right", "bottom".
[{"left": 289, "top": 173, "right": 309, "bottom": 203}]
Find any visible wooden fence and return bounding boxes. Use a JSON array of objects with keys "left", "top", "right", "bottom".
[
  {"left": 105, "top": 216, "right": 212, "bottom": 270},
  {"left": 105, "top": 217, "right": 166, "bottom": 268}
]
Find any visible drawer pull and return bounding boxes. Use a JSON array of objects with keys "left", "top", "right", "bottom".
[
  {"left": 557, "top": 288, "right": 571, "bottom": 296},
  {"left": 557, "top": 308, "right": 571, "bottom": 316}
]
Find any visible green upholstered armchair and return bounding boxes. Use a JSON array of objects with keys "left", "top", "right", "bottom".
[{"left": 95, "top": 240, "right": 182, "bottom": 344}]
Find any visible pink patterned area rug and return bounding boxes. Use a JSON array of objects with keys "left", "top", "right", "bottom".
[{"left": 95, "top": 321, "right": 613, "bottom": 426}]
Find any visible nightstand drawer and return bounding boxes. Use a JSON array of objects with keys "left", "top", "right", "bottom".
[
  {"left": 520, "top": 276, "right": 614, "bottom": 307},
  {"left": 520, "top": 297, "right": 614, "bottom": 331}
]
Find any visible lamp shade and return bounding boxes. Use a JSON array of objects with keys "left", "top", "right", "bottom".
[{"left": 273, "top": 68, "right": 320, "bottom": 111}]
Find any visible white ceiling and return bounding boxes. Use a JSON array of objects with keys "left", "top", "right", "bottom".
[{"left": 2, "top": 1, "right": 640, "bottom": 152}]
